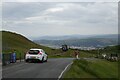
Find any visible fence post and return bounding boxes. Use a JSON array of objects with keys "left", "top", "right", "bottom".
[
  {"left": 2, "top": 54, "right": 5, "bottom": 66},
  {"left": 20, "top": 53, "right": 21, "bottom": 62},
  {"left": 24, "top": 53, "right": 26, "bottom": 61}
]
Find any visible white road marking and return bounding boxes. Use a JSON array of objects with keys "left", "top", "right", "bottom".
[{"left": 58, "top": 61, "right": 73, "bottom": 80}]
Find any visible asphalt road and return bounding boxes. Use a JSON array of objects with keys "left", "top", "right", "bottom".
[{"left": 2, "top": 58, "right": 73, "bottom": 79}]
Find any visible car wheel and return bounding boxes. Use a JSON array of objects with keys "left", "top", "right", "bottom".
[
  {"left": 25, "top": 59, "right": 28, "bottom": 63},
  {"left": 41, "top": 57, "right": 44, "bottom": 63},
  {"left": 45, "top": 57, "right": 48, "bottom": 62}
]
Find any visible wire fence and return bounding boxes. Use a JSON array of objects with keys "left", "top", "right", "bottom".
[{"left": 2, "top": 53, "right": 25, "bottom": 66}]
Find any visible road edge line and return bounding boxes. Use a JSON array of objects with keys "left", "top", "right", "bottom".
[{"left": 58, "top": 61, "right": 73, "bottom": 80}]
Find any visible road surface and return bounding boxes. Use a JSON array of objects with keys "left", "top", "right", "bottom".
[{"left": 2, "top": 58, "right": 73, "bottom": 79}]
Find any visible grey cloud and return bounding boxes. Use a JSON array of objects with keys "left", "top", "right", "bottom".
[
  {"left": 3, "top": 3, "right": 54, "bottom": 20},
  {"left": 2, "top": 2, "right": 118, "bottom": 38}
]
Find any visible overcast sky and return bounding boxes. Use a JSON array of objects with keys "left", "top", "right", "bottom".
[{"left": 2, "top": 2, "right": 118, "bottom": 39}]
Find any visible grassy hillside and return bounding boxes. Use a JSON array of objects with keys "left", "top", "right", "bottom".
[
  {"left": 2, "top": 31, "right": 64, "bottom": 59},
  {"left": 101, "top": 45, "right": 120, "bottom": 54},
  {"left": 63, "top": 46, "right": 119, "bottom": 79},
  {"left": 63, "top": 59, "right": 118, "bottom": 79},
  {"left": 2, "top": 31, "right": 117, "bottom": 59},
  {"left": 3, "top": 31, "right": 93, "bottom": 59},
  {"left": 83, "top": 45, "right": 120, "bottom": 57}
]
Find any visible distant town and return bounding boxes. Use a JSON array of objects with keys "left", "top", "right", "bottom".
[{"left": 40, "top": 43, "right": 117, "bottom": 51}]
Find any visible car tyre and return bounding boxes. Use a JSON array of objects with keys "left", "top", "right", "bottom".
[
  {"left": 25, "top": 59, "right": 29, "bottom": 63},
  {"left": 45, "top": 57, "right": 48, "bottom": 62},
  {"left": 40, "top": 57, "right": 44, "bottom": 63}
]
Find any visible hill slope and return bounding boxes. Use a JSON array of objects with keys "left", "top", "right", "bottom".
[
  {"left": 2, "top": 31, "right": 39, "bottom": 51},
  {"left": 2, "top": 31, "right": 58, "bottom": 55}
]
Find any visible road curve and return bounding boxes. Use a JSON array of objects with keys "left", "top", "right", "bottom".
[{"left": 2, "top": 58, "right": 73, "bottom": 79}]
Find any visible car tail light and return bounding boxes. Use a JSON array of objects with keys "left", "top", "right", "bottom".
[{"left": 38, "top": 52, "right": 42, "bottom": 55}]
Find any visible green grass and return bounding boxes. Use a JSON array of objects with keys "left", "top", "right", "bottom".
[
  {"left": 2, "top": 31, "right": 95, "bottom": 59},
  {"left": 1, "top": 31, "right": 96, "bottom": 59},
  {"left": 83, "top": 45, "right": 120, "bottom": 56},
  {"left": 1, "top": 31, "right": 105, "bottom": 59},
  {"left": 1, "top": 31, "right": 62, "bottom": 59},
  {"left": 48, "top": 49, "right": 96, "bottom": 58},
  {"left": 63, "top": 59, "right": 118, "bottom": 79}
]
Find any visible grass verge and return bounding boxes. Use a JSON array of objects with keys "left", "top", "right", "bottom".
[{"left": 63, "top": 59, "right": 118, "bottom": 79}]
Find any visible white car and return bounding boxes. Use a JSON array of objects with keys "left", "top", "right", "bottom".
[{"left": 25, "top": 49, "right": 48, "bottom": 63}]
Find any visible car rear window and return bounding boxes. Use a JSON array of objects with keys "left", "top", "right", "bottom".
[{"left": 29, "top": 50, "right": 39, "bottom": 54}]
